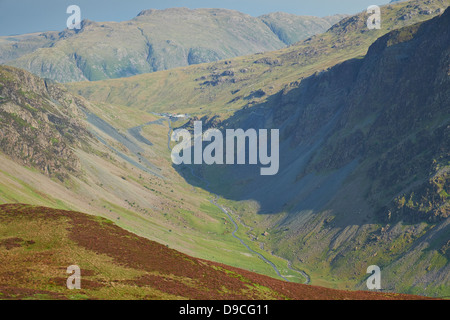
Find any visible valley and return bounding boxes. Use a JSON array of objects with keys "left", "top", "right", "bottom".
[{"left": 0, "top": 0, "right": 449, "bottom": 299}]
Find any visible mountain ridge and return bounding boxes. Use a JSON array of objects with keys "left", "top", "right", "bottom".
[
  {"left": 0, "top": 8, "right": 347, "bottom": 83},
  {"left": 68, "top": 0, "right": 449, "bottom": 115}
]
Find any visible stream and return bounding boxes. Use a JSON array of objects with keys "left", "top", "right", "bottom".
[{"left": 161, "top": 117, "right": 310, "bottom": 284}]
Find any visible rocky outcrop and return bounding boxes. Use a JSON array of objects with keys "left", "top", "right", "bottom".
[{"left": 0, "top": 66, "right": 90, "bottom": 180}]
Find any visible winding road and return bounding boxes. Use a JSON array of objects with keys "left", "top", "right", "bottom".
[{"left": 210, "top": 195, "right": 290, "bottom": 281}]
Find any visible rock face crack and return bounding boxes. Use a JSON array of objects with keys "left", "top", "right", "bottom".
[{"left": 137, "top": 27, "right": 158, "bottom": 72}]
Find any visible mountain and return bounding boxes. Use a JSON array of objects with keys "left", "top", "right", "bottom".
[
  {"left": 0, "top": 32, "right": 58, "bottom": 64},
  {"left": 0, "top": 204, "right": 428, "bottom": 300},
  {"left": 67, "top": 0, "right": 449, "bottom": 296},
  {"left": 0, "top": 8, "right": 346, "bottom": 83},
  {"left": 1, "top": 63, "right": 318, "bottom": 286}
]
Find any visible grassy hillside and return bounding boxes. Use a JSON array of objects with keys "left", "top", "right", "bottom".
[{"left": 0, "top": 204, "right": 429, "bottom": 300}]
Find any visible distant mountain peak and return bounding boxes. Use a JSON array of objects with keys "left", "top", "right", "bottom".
[{"left": 1, "top": 8, "right": 348, "bottom": 82}]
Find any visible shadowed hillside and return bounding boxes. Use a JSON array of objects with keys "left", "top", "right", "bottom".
[{"left": 182, "top": 6, "right": 449, "bottom": 219}]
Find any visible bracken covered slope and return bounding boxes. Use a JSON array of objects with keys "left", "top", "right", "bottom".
[{"left": 0, "top": 204, "right": 430, "bottom": 300}]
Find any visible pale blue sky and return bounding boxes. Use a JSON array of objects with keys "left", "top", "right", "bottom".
[{"left": 0, "top": 0, "right": 391, "bottom": 36}]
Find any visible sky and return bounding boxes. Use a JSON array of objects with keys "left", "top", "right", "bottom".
[{"left": 0, "top": 0, "right": 391, "bottom": 36}]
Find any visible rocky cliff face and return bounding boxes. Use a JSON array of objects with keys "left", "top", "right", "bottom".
[
  {"left": 244, "top": 7, "right": 449, "bottom": 222},
  {"left": 0, "top": 66, "right": 90, "bottom": 180},
  {"left": 287, "top": 8, "right": 449, "bottom": 223}
]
